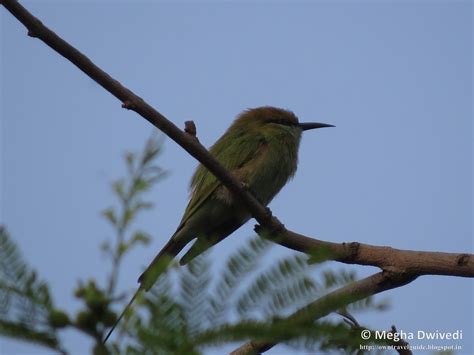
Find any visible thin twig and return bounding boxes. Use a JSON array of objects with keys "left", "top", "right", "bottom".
[
  {"left": 230, "top": 270, "right": 416, "bottom": 354},
  {"left": 2, "top": 2, "right": 472, "bottom": 353},
  {"left": 1, "top": 0, "right": 472, "bottom": 280}
]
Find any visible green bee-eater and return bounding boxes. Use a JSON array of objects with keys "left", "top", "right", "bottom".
[{"left": 104, "top": 106, "right": 333, "bottom": 342}]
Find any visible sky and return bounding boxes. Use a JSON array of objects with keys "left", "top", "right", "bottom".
[{"left": 1, "top": 1, "right": 472, "bottom": 354}]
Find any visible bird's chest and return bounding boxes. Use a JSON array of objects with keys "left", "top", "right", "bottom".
[
  {"left": 251, "top": 143, "right": 298, "bottom": 201},
  {"left": 215, "top": 140, "right": 298, "bottom": 207}
]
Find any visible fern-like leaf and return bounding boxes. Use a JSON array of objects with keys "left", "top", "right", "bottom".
[{"left": 0, "top": 227, "right": 63, "bottom": 353}]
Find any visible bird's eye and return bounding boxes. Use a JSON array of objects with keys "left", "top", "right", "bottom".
[{"left": 268, "top": 119, "right": 297, "bottom": 127}]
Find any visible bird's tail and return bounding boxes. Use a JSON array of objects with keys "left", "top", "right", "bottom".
[
  {"left": 103, "top": 287, "right": 141, "bottom": 344},
  {"left": 138, "top": 237, "right": 187, "bottom": 291},
  {"left": 104, "top": 237, "right": 188, "bottom": 343}
]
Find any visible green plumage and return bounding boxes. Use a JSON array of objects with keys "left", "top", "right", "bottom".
[
  {"left": 138, "top": 107, "right": 302, "bottom": 290},
  {"left": 104, "top": 106, "right": 333, "bottom": 343}
]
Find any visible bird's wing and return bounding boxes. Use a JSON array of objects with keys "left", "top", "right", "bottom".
[{"left": 175, "top": 131, "right": 267, "bottom": 232}]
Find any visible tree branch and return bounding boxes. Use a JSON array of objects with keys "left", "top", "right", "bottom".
[
  {"left": 2, "top": 2, "right": 473, "bottom": 352},
  {"left": 0, "top": 0, "right": 277, "bottom": 229},
  {"left": 230, "top": 270, "right": 416, "bottom": 354},
  {"left": 2, "top": 0, "right": 472, "bottom": 280},
  {"left": 257, "top": 227, "right": 473, "bottom": 278}
]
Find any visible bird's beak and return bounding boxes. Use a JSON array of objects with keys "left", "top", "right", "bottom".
[{"left": 299, "top": 122, "right": 335, "bottom": 131}]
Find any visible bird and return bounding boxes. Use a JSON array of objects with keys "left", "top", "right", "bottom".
[{"left": 103, "top": 106, "right": 333, "bottom": 342}]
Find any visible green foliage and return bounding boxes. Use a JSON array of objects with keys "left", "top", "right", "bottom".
[
  {"left": 73, "top": 280, "right": 116, "bottom": 339},
  {"left": 208, "top": 237, "right": 270, "bottom": 325},
  {"left": 236, "top": 254, "right": 313, "bottom": 317},
  {"left": 120, "top": 274, "right": 200, "bottom": 355},
  {"left": 0, "top": 134, "right": 390, "bottom": 354},
  {"left": 0, "top": 134, "right": 166, "bottom": 353},
  {"left": 179, "top": 255, "right": 211, "bottom": 337},
  {"left": 0, "top": 226, "right": 65, "bottom": 353},
  {"left": 113, "top": 236, "right": 387, "bottom": 354},
  {"left": 102, "top": 135, "right": 166, "bottom": 296}
]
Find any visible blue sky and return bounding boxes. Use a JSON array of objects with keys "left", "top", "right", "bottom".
[{"left": 1, "top": 1, "right": 472, "bottom": 354}]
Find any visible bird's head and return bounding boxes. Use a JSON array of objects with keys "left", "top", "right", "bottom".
[{"left": 233, "top": 106, "right": 334, "bottom": 139}]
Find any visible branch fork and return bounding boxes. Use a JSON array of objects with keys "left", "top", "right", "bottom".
[{"left": 1, "top": 1, "right": 472, "bottom": 353}]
